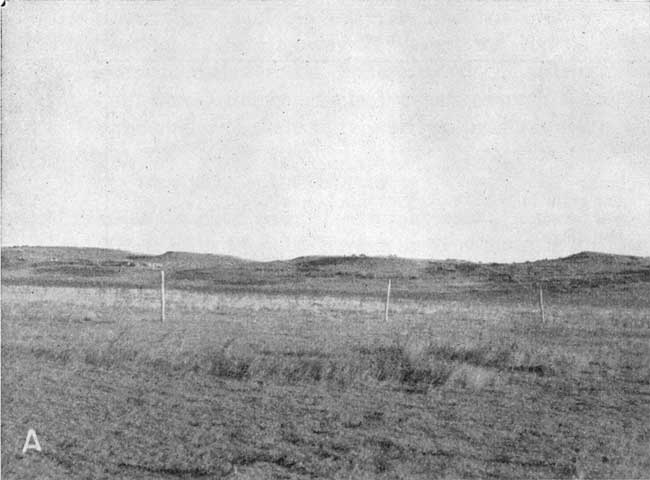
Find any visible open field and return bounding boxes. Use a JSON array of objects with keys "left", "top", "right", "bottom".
[{"left": 2, "top": 248, "right": 650, "bottom": 478}]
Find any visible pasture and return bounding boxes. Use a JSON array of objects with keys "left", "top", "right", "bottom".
[{"left": 2, "top": 279, "right": 649, "bottom": 479}]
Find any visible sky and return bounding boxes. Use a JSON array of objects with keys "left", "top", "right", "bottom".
[{"left": 2, "top": 0, "right": 649, "bottom": 262}]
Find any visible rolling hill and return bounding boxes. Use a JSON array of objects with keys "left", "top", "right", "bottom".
[{"left": 2, "top": 246, "right": 649, "bottom": 303}]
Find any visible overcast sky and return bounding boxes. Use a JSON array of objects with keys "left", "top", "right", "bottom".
[{"left": 2, "top": 1, "right": 649, "bottom": 261}]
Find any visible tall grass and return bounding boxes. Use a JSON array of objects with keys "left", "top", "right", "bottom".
[
  {"left": 23, "top": 322, "right": 594, "bottom": 394},
  {"left": 2, "top": 286, "right": 614, "bottom": 394}
]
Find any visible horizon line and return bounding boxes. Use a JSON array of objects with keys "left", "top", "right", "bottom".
[{"left": 2, "top": 244, "right": 648, "bottom": 265}]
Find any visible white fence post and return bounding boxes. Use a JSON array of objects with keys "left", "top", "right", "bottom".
[
  {"left": 385, "top": 279, "right": 391, "bottom": 322},
  {"left": 161, "top": 270, "right": 166, "bottom": 323}
]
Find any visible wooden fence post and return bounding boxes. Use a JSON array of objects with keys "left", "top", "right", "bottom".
[
  {"left": 538, "top": 283, "right": 545, "bottom": 323},
  {"left": 385, "top": 279, "right": 391, "bottom": 322},
  {"left": 161, "top": 270, "right": 166, "bottom": 323}
]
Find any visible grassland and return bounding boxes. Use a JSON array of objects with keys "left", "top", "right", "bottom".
[{"left": 2, "top": 247, "right": 650, "bottom": 479}]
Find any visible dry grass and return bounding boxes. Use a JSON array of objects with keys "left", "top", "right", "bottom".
[{"left": 2, "top": 285, "right": 650, "bottom": 479}]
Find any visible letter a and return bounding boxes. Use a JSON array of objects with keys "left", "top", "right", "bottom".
[{"left": 22, "top": 429, "right": 41, "bottom": 454}]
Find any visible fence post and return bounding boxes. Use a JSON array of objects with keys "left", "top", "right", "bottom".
[
  {"left": 538, "top": 283, "right": 545, "bottom": 323},
  {"left": 385, "top": 279, "right": 391, "bottom": 322},
  {"left": 161, "top": 270, "right": 166, "bottom": 323}
]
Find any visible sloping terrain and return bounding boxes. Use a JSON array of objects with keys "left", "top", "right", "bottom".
[{"left": 2, "top": 247, "right": 649, "bottom": 305}]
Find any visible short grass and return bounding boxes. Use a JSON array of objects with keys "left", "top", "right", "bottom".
[{"left": 2, "top": 285, "right": 649, "bottom": 479}]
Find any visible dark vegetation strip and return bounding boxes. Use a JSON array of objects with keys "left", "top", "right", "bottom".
[
  {"left": 117, "top": 462, "right": 233, "bottom": 478},
  {"left": 19, "top": 339, "right": 571, "bottom": 396}
]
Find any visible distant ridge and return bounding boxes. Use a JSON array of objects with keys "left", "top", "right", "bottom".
[
  {"left": 2, "top": 245, "right": 649, "bottom": 299},
  {"left": 2, "top": 245, "right": 648, "bottom": 266},
  {"left": 1, "top": 246, "right": 132, "bottom": 262},
  {"left": 137, "top": 250, "right": 248, "bottom": 263},
  {"left": 127, "top": 251, "right": 250, "bottom": 269},
  {"left": 559, "top": 251, "right": 646, "bottom": 262}
]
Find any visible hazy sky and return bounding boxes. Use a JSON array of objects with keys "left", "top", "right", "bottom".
[{"left": 2, "top": 1, "right": 649, "bottom": 261}]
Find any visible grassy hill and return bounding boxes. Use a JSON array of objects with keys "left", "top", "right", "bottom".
[{"left": 2, "top": 246, "right": 649, "bottom": 304}]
